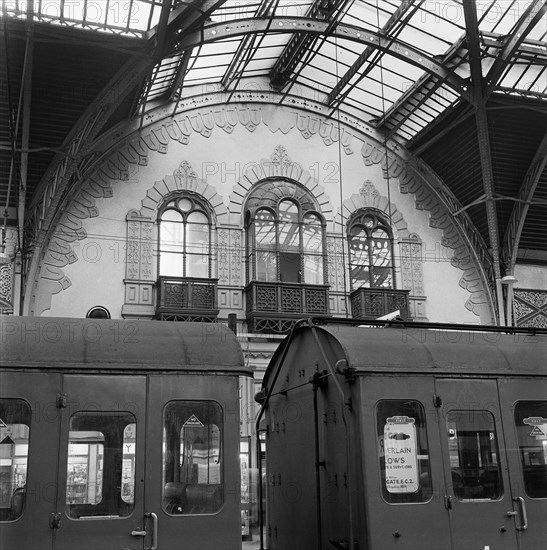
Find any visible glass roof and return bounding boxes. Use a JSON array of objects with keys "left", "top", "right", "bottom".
[
  {"left": 1, "top": 0, "right": 164, "bottom": 36},
  {"left": 2, "top": 0, "right": 545, "bottom": 141}
]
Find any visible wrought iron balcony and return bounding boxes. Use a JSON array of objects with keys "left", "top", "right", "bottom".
[
  {"left": 245, "top": 281, "right": 329, "bottom": 334},
  {"left": 350, "top": 287, "right": 410, "bottom": 320},
  {"left": 156, "top": 276, "right": 219, "bottom": 322}
]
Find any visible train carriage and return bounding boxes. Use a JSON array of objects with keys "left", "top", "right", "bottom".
[
  {"left": 0, "top": 317, "right": 251, "bottom": 550},
  {"left": 257, "top": 320, "right": 547, "bottom": 550}
]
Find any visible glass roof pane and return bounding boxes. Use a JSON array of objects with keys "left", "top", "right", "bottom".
[{"left": 1, "top": 0, "right": 163, "bottom": 35}]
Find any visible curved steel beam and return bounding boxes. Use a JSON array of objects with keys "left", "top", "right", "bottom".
[
  {"left": 26, "top": 0, "right": 225, "bottom": 248},
  {"left": 502, "top": 131, "right": 547, "bottom": 271},
  {"left": 174, "top": 16, "right": 476, "bottom": 105}
]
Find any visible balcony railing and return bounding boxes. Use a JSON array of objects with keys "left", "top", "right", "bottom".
[
  {"left": 350, "top": 287, "right": 410, "bottom": 320},
  {"left": 245, "top": 281, "right": 329, "bottom": 334},
  {"left": 156, "top": 277, "right": 219, "bottom": 322}
]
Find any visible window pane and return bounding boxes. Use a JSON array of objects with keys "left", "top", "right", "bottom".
[
  {"left": 446, "top": 411, "right": 502, "bottom": 500},
  {"left": 255, "top": 212, "right": 276, "bottom": 248},
  {"left": 256, "top": 251, "right": 277, "bottom": 282},
  {"left": 160, "top": 251, "right": 183, "bottom": 277},
  {"left": 187, "top": 254, "right": 209, "bottom": 278},
  {"left": 163, "top": 401, "right": 223, "bottom": 515},
  {"left": 279, "top": 221, "right": 299, "bottom": 251},
  {"left": 303, "top": 222, "right": 322, "bottom": 254},
  {"left": 514, "top": 401, "right": 547, "bottom": 498},
  {"left": 376, "top": 400, "right": 433, "bottom": 503},
  {"left": 160, "top": 221, "right": 184, "bottom": 253},
  {"left": 278, "top": 200, "right": 298, "bottom": 222},
  {"left": 186, "top": 222, "right": 209, "bottom": 256},
  {"left": 303, "top": 255, "right": 324, "bottom": 284},
  {"left": 0, "top": 399, "right": 30, "bottom": 521},
  {"left": 66, "top": 412, "right": 136, "bottom": 518},
  {"left": 372, "top": 267, "right": 393, "bottom": 288},
  {"left": 122, "top": 424, "right": 136, "bottom": 503},
  {"left": 187, "top": 211, "right": 208, "bottom": 225},
  {"left": 161, "top": 209, "right": 183, "bottom": 222},
  {"left": 371, "top": 230, "right": 391, "bottom": 267},
  {"left": 350, "top": 266, "right": 371, "bottom": 289},
  {"left": 349, "top": 229, "right": 369, "bottom": 270}
]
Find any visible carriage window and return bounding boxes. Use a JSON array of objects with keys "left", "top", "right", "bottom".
[
  {"left": 0, "top": 399, "right": 30, "bottom": 521},
  {"left": 66, "top": 413, "right": 136, "bottom": 518},
  {"left": 514, "top": 401, "right": 547, "bottom": 499},
  {"left": 376, "top": 400, "right": 432, "bottom": 503},
  {"left": 446, "top": 410, "right": 502, "bottom": 500},
  {"left": 163, "top": 401, "right": 223, "bottom": 515}
]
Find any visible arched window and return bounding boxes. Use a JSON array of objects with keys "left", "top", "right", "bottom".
[
  {"left": 158, "top": 196, "right": 211, "bottom": 279},
  {"left": 246, "top": 187, "right": 325, "bottom": 285},
  {"left": 348, "top": 210, "right": 394, "bottom": 289}
]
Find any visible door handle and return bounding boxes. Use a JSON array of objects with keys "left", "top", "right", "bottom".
[
  {"left": 513, "top": 496, "right": 528, "bottom": 531},
  {"left": 131, "top": 530, "right": 147, "bottom": 536},
  {"left": 145, "top": 512, "right": 158, "bottom": 550}
]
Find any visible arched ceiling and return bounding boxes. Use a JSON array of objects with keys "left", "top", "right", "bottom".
[{"left": 1, "top": 0, "right": 546, "bottom": 285}]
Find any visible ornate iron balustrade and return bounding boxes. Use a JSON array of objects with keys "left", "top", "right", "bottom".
[
  {"left": 245, "top": 281, "right": 329, "bottom": 334},
  {"left": 350, "top": 288, "right": 410, "bottom": 320},
  {"left": 157, "top": 277, "right": 219, "bottom": 322}
]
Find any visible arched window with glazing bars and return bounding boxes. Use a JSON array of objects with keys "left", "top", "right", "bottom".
[
  {"left": 246, "top": 189, "right": 325, "bottom": 285},
  {"left": 348, "top": 210, "right": 395, "bottom": 289},
  {"left": 158, "top": 195, "right": 211, "bottom": 279}
]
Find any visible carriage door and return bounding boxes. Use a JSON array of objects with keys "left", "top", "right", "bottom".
[
  {"left": 0, "top": 372, "right": 61, "bottom": 550},
  {"left": 145, "top": 374, "right": 241, "bottom": 550},
  {"left": 497, "top": 378, "right": 547, "bottom": 550},
  {"left": 53, "top": 375, "right": 147, "bottom": 550},
  {"left": 435, "top": 379, "right": 518, "bottom": 550},
  {"left": 360, "top": 375, "right": 452, "bottom": 550}
]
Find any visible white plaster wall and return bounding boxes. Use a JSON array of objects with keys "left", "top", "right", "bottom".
[
  {"left": 514, "top": 264, "right": 547, "bottom": 290},
  {"left": 38, "top": 104, "right": 487, "bottom": 324}
]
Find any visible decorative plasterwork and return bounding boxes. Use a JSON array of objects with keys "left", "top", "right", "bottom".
[
  {"left": 0, "top": 262, "right": 13, "bottom": 313},
  {"left": 229, "top": 145, "right": 334, "bottom": 229},
  {"left": 218, "top": 228, "right": 242, "bottom": 286},
  {"left": 336, "top": 179, "right": 425, "bottom": 306},
  {"left": 29, "top": 102, "right": 489, "bottom": 321},
  {"left": 514, "top": 289, "right": 547, "bottom": 328},
  {"left": 336, "top": 179, "right": 410, "bottom": 239},
  {"left": 360, "top": 139, "right": 493, "bottom": 321},
  {"left": 30, "top": 169, "right": 113, "bottom": 315},
  {"left": 133, "top": 160, "right": 228, "bottom": 223},
  {"left": 27, "top": 102, "right": 358, "bottom": 315},
  {"left": 400, "top": 235, "right": 425, "bottom": 298}
]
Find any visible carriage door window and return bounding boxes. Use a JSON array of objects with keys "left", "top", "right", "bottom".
[
  {"left": 514, "top": 401, "right": 547, "bottom": 498},
  {"left": 0, "top": 399, "right": 30, "bottom": 521},
  {"left": 446, "top": 411, "right": 502, "bottom": 500},
  {"left": 66, "top": 412, "right": 136, "bottom": 518},
  {"left": 163, "top": 401, "right": 223, "bottom": 514},
  {"left": 376, "top": 400, "right": 433, "bottom": 503}
]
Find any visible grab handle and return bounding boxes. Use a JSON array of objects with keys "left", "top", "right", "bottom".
[
  {"left": 145, "top": 512, "right": 158, "bottom": 550},
  {"left": 513, "top": 497, "right": 528, "bottom": 531}
]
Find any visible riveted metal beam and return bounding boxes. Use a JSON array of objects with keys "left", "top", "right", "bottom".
[
  {"left": 485, "top": 0, "right": 547, "bottom": 98},
  {"left": 25, "top": 0, "right": 226, "bottom": 253},
  {"left": 502, "top": 131, "right": 547, "bottom": 272},
  {"left": 268, "top": 0, "right": 350, "bottom": 90},
  {"left": 221, "top": 0, "right": 280, "bottom": 90},
  {"left": 175, "top": 17, "right": 475, "bottom": 104},
  {"left": 463, "top": 0, "right": 504, "bottom": 323},
  {"left": 327, "top": 0, "right": 422, "bottom": 109}
]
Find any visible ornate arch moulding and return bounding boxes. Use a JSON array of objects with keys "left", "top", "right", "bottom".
[
  {"left": 228, "top": 144, "right": 334, "bottom": 230},
  {"left": 28, "top": 100, "right": 488, "bottom": 322}
]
